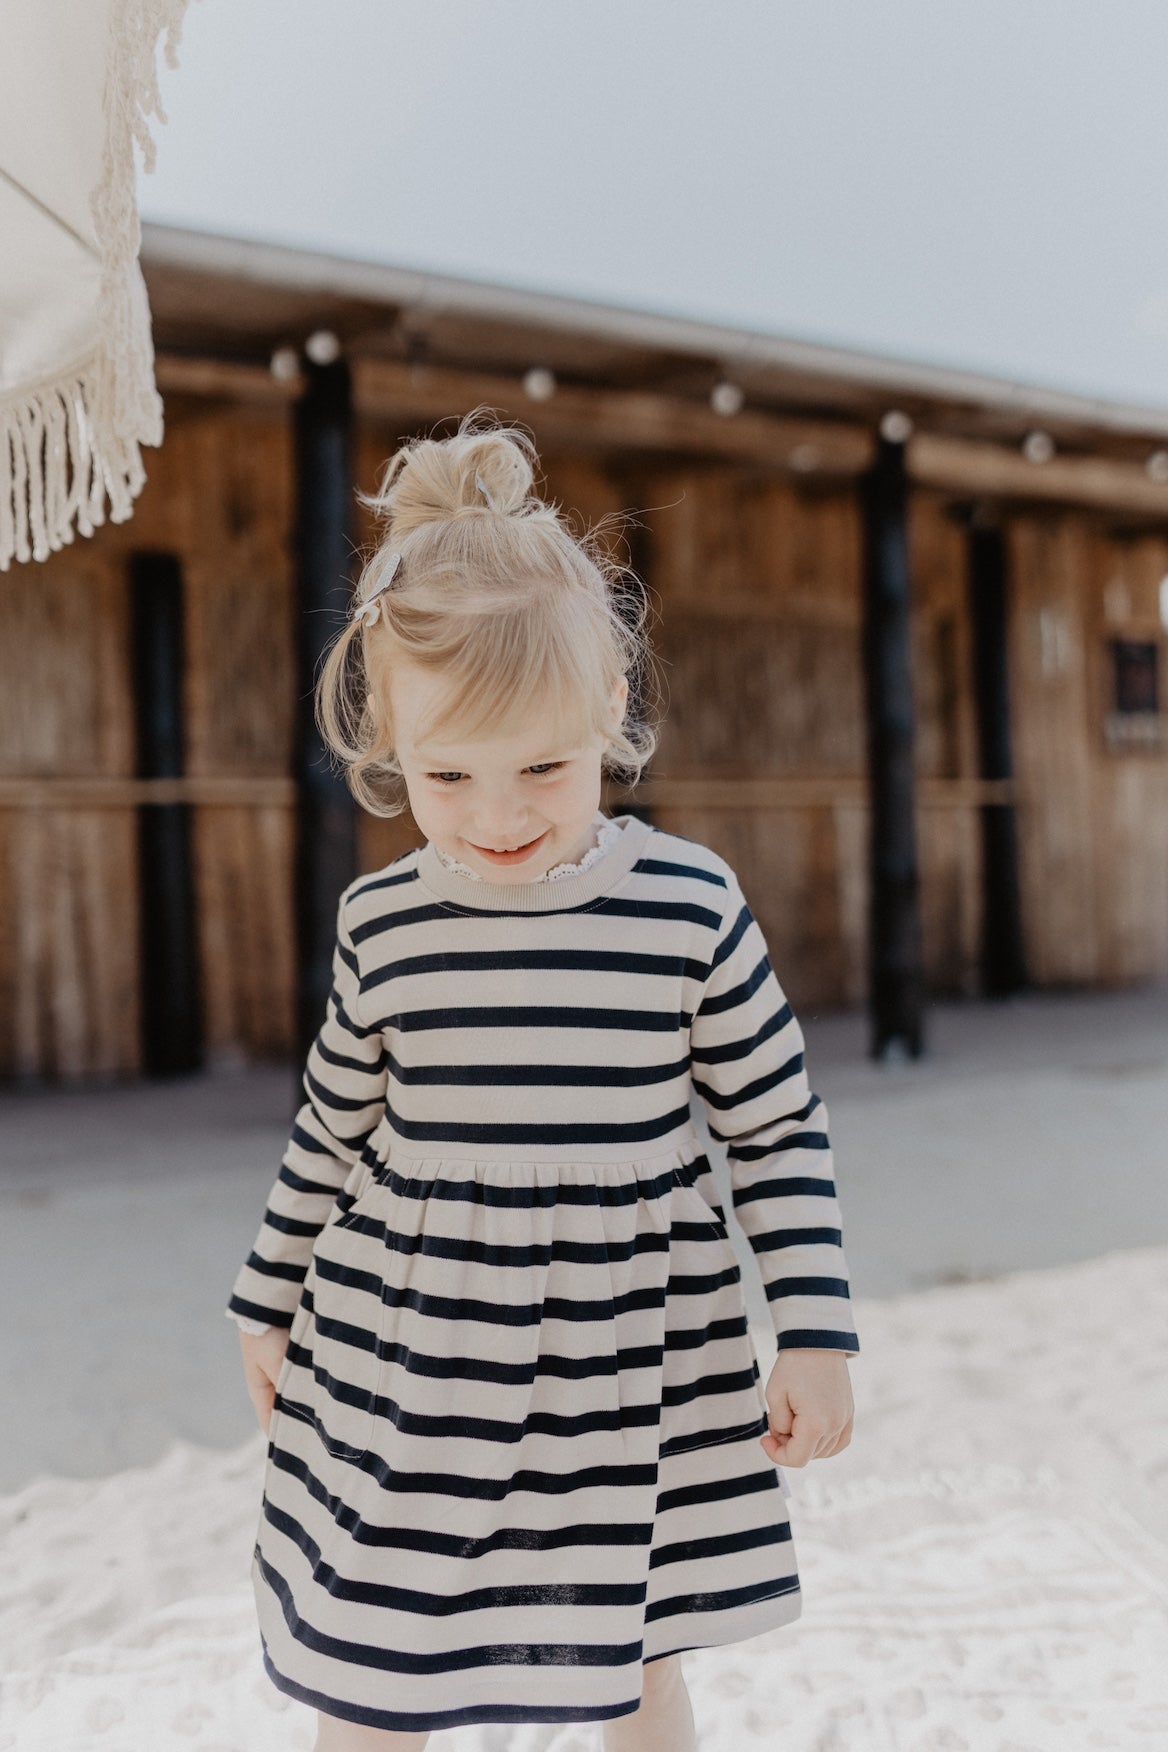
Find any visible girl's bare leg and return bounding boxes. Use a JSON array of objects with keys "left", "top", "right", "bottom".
[
  {"left": 313, "top": 1713, "right": 428, "bottom": 1752},
  {"left": 601, "top": 1653, "right": 697, "bottom": 1752}
]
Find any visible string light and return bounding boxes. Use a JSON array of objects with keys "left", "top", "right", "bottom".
[
  {"left": 523, "top": 367, "right": 556, "bottom": 401},
  {"left": 788, "top": 443, "right": 821, "bottom": 473},
  {"left": 879, "top": 409, "right": 913, "bottom": 443},
  {"left": 269, "top": 347, "right": 299, "bottom": 383},
  {"left": 1146, "top": 450, "right": 1168, "bottom": 483},
  {"left": 710, "top": 381, "right": 744, "bottom": 417},
  {"left": 1023, "top": 429, "right": 1055, "bottom": 464},
  {"left": 305, "top": 330, "right": 342, "bottom": 366}
]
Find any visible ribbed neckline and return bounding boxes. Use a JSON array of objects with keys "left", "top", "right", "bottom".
[{"left": 416, "top": 813, "right": 653, "bottom": 912}]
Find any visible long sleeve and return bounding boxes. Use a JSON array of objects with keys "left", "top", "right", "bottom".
[
  {"left": 689, "top": 868, "right": 859, "bottom": 1358},
  {"left": 224, "top": 882, "right": 389, "bottom": 1328}
]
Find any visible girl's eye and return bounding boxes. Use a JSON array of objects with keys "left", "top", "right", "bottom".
[{"left": 427, "top": 761, "right": 566, "bottom": 785}]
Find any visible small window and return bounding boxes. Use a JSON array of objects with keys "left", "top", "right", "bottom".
[
  {"left": 1111, "top": 639, "right": 1159, "bottom": 714},
  {"left": 1104, "top": 638, "right": 1164, "bottom": 751}
]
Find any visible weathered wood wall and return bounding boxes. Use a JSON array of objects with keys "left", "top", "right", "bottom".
[
  {"left": 0, "top": 540, "right": 138, "bottom": 1078},
  {"left": 0, "top": 402, "right": 295, "bottom": 1079},
  {"left": 637, "top": 465, "right": 868, "bottom": 1011},
  {"left": 4, "top": 404, "right": 1167, "bottom": 1081},
  {"left": 1009, "top": 515, "right": 1168, "bottom": 986}
]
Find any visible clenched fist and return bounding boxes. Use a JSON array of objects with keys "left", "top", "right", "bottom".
[{"left": 760, "top": 1347, "right": 854, "bottom": 1468}]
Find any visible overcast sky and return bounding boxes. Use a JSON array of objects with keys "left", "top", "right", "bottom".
[{"left": 140, "top": 1, "right": 1168, "bottom": 408}]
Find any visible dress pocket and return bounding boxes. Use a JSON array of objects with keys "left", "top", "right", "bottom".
[
  {"left": 266, "top": 1267, "right": 316, "bottom": 1450},
  {"left": 307, "top": 1177, "right": 387, "bottom": 1464},
  {"left": 330, "top": 1157, "right": 382, "bottom": 1229}
]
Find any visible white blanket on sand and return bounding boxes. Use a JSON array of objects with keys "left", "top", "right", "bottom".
[{"left": 2, "top": 1243, "right": 1166, "bottom": 1751}]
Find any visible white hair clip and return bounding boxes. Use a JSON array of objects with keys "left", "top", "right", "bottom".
[
  {"left": 475, "top": 475, "right": 496, "bottom": 510},
  {"left": 351, "top": 551, "right": 402, "bottom": 627}
]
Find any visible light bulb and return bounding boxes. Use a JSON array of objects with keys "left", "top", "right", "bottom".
[
  {"left": 880, "top": 409, "right": 913, "bottom": 443},
  {"left": 269, "top": 347, "right": 299, "bottom": 383},
  {"left": 305, "top": 330, "right": 342, "bottom": 366},
  {"left": 523, "top": 367, "right": 556, "bottom": 401},
  {"left": 710, "top": 381, "right": 744, "bottom": 417},
  {"left": 788, "top": 443, "right": 821, "bottom": 473}
]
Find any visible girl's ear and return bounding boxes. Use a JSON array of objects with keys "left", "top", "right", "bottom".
[{"left": 611, "top": 674, "right": 629, "bottom": 723}]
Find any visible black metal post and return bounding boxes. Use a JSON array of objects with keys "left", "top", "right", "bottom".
[
  {"left": 292, "top": 352, "right": 358, "bottom": 1087},
  {"left": 967, "top": 514, "right": 1027, "bottom": 995},
  {"left": 129, "top": 551, "right": 203, "bottom": 1075},
  {"left": 861, "top": 433, "right": 926, "bottom": 1060}
]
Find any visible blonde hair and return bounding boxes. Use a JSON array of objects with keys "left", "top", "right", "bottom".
[{"left": 316, "top": 408, "right": 663, "bottom": 818}]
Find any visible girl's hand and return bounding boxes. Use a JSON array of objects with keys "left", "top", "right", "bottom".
[
  {"left": 238, "top": 1326, "right": 291, "bottom": 1436},
  {"left": 759, "top": 1348, "right": 854, "bottom": 1467}
]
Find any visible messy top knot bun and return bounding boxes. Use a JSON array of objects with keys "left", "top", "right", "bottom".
[
  {"left": 369, "top": 423, "right": 542, "bottom": 539},
  {"left": 315, "top": 407, "right": 662, "bottom": 819}
]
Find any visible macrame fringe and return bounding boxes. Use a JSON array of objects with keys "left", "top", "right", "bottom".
[{"left": 0, "top": 0, "right": 194, "bottom": 572}]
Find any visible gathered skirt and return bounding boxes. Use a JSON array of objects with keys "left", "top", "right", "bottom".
[{"left": 252, "top": 1143, "right": 802, "bottom": 1732}]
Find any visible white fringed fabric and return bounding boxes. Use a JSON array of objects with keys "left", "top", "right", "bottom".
[{"left": 0, "top": 0, "right": 192, "bottom": 572}]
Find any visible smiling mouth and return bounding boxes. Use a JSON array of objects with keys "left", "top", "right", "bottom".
[{"left": 470, "top": 831, "right": 547, "bottom": 856}]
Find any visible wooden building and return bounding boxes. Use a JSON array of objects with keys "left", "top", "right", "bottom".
[{"left": 2, "top": 223, "right": 1167, "bottom": 1081}]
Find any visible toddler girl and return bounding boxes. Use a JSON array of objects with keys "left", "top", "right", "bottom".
[{"left": 226, "top": 412, "right": 858, "bottom": 1752}]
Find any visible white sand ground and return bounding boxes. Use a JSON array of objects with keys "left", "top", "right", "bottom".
[
  {"left": 2, "top": 985, "right": 1165, "bottom": 1747},
  {"left": 2, "top": 1242, "right": 1166, "bottom": 1752}
]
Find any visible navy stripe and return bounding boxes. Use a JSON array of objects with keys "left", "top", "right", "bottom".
[
  {"left": 384, "top": 1101, "right": 695, "bottom": 1148},
  {"left": 329, "top": 1214, "right": 672, "bottom": 1272},
  {"left": 362, "top": 945, "right": 708, "bottom": 995},
  {"left": 692, "top": 950, "right": 772, "bottom": 1017},
  {"left": 256, "top": 1545, "right": 647, "bottom": 1666},
  {"left": 241, "top": 1250, "right": 307, "bottom": 1283},
  {"left": 649, "top": 1519, "right": 793, "bottom": 1569},
  {"left": 764, "top": 1275, "right": 853, "bottom": 1300},
  {"left": 258, "top": 1642, "right": 644, "bottom": 1732},
  {"left": 731, "top": 1174, "right": 839, "bottom": 1203},
  {"left": 304, "top": 1063, "right": 383, "bottom": 1118},
  {"left": 689, "top": 999, "right": 794, "bottom": 1064},
  {"left": 351, "top": 892, "right": 723, "bottom": 948},
  {"left": 278, "top": 1162, "right": 347, "bottom": 1197},
  {"left": 265, "top": 1499, "right": 647, "bottom": 1612},
  {"left": 383, "top": 1046, "right": 692, "bottom": 1088},
  {"left": 260, "top": 1209, "right": 326, "bottom": 1240},
  {"left": 777, "top": 1329, "right": 861, "bottom": 1352},
  {"left": 227, "top": 1292, "right": 295, "bottom": 1327},
  {"left": 728, "top": 1132, "right": 832, "bottom": 1160},
  {"left": 316, "top": 1034, "right": 388, "bottom": 1078},
  {"left": 313, "top": 1251, "right": 670, "bottom": 1329},
  {"left": 636, "top": 853, "right": 728, "bottom": 890},
  {"left": 267, "top": 1444, "right": 656, "bottom": 1555},
  {"left": 693, "top": 1049, "right": 805, "bottom": 1111},
  {"left": 708, "top": 899, "right": 753, "bottom": 975},
  {"left": 391, "top": 1003, "right": 683, "bottom": 1033},
  {"left": 369, "top": 1155, "right": 683, "bottom": 1209},
  {"left": 742, "top": 1225, "right": 843, "bottom": 1249},
  {"left": 644, "top": 1574, "right": 799, "bottom": 1624}
]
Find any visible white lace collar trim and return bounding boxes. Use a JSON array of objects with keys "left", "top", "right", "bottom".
[{"left": 433, "top": 812, "right": 625, "bottom": 882}]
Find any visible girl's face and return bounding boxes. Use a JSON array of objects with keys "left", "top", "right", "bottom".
[{"left": 390, "top": 661, "right": 630, "bottom": 882}]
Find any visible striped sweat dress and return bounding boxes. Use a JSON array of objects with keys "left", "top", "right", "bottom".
[{"left": 225, "top": 811, "right": 859, "bottom": 1733}]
